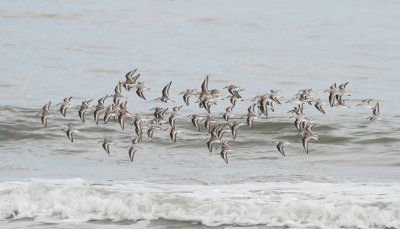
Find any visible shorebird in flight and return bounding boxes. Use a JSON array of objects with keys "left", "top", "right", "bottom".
[
  {"left": 276, "top": 140, "right": 291, "bottom": 157},
  {"left": 64, "top": 125, "right": 80, "bottom": 143},
  {"left": 99, "top": 137, "right": 116, "bottom": 154},
  {"left": 156, "top": 81, "right": 175, "bottom": 103}
]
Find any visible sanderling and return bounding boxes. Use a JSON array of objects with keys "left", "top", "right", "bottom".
[
  {"left": 221, "top": 106, "right": 234, "bottom": 121},
  {"left": 226, "top": 95, "right": 244, "bottom": 108},
  {"left": 133, "top": 114, "right": 146, "bottom": 137},
  {"left": 147, "top": 120, "right": 163, "bottom": 141},
  {"left": 217, "top": 124, "right": 231, "bottom": 140},
  {"left": 218, "top": 141, "right": 234, "bottom": 164},
  {"left": 206, "top": 135, "right": 221, "bottom": 153},
  {"left": 336, "top": 82, "right": 350, "bottom": 104},
  {"left": 64, "top": 125, "right": 80, "bottom": 143},
  {"left": 269, "top": 90, "right": 282, "bottom": 104},
  {"left": 188, "top": 114, "right": 203, "bottom": 131},
  {"left": 204, "top": 115, "right": 217, "bottom": 133},
  {"left": 200, "top": 75, "right": 210, "bottom": 95},
  {"left": 230, "top": 121, "right": 245, "bottom": 140},
  {"left": 276, "top": 140, "right": 291, "bottom": 157},
  {"left": 93, "top": 95, "right": 108, "bottom": 124},
  {"left": 150, "top": 107, "right": 169, "bottom": 122},
  {"left": 118, "top": 101, "right": 133, "bottom": 130},
  {"left": 224, "top": 85, "right": 244, "bottom": 98},
  {"left": 99, "top": 137, "right": 116, "bottom": 154},
  {"left": 325, "top": 83, "right": 338, "bottom": 107},
  {"left": 128, "top": 137, "right": 142, "bottom": 162},
  {"left": 314, "top": 99, "right": 326, "bottom": 114},
  {"left": 111, "top": 82, "right": 127, "bottom": 104},
  {"left": 368, "top": 102, "right": 381, "bottom": 121},
  {"left": 103, "top": 105, "right": 118, "bottom": 124},
  {"left": 180, "top": 89, "right": 197, "bottom": 106},
  {"left": 38, "top": 101, "right": 55, "bottom": 127},
  {"left": 156, "top": 81, "right": 175, "bottom": 103},
  {"left": 122, "top": 69, "right": 140, "bottom": 91},
  {"left": 242, "top": 104, "right": 259, "bottom": 129},
  {"left": 333, "top": 95, "right": 350, "bottom": 108},
  {"left": 356, "top": 99, "right": 374, "bottom": 109},
  {"left": 302, "top": 132, "right": 319, "bottom": 154},
  {"left": 78, "top": 99, "right": 93, "bottom": 123},
  {"left": 169, "top": 128, "right": 183, "bottom": 143},
  {"left": 168, "top": 106, "right": 183, "bottom": 128},
  {"left": 57, "top": 97, "right": 73, "bottom": 117},
  {"left": 135, "top": 82, "right": 150, "bottom": 100},
  {"left": 257, "top": 95, "right": 274, "bottom": 116},
  {"left": 292, "top": 114, "right": 305, "bottom": 132}
]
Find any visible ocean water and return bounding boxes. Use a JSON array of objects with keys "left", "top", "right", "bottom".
[{"left": 1, "top": 0, "right": 400, "bottom": 228}]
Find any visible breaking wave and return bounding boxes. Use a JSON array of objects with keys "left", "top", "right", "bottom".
[{"left": 1, "top": 179, "right": 399, "bottom": 228}]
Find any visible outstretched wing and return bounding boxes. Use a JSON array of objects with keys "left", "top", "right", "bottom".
[
  {"left": 136, "top": 89, "right": 146, "bottom": 100},
  {"left": 220, "top": 149, "right": 228, "bottom": 164},
  {"left": 125, "top": 69, "right": 137, "bottom": 80},
  {"left": 162, "top": 81, "right": 172, "bottom": 97},
  {"left": 201, "top": 75, "right": 209, "bottom": 93}
]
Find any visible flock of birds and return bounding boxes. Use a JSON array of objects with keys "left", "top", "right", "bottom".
[{"left": 36, "top": 69, "right": 382, "bottom": 164}]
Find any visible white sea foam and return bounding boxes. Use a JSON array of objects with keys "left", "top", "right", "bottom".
[{"left": 0, "top": 179, "right": 399, "bottom": 228}]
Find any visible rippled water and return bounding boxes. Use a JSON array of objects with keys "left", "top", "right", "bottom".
[{"left": 1, "top": 1, "right": 400, "bottom": 228}]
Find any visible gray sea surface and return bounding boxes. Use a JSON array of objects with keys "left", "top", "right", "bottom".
[{"left": 1, "top": 1, "right": 400, "bottom": 228}]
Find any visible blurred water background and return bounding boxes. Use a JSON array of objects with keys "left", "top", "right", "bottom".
[{"left": 1, "top": 1, "right": 400, "bottom": 228}]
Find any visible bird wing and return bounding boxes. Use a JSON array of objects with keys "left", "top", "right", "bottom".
[
  {"left": 247, "top": 117, "right": 254, "bottom": 129},
  {"left": 41, "top": 115, "right": 48, "bottom": 127},
  {"left": 201, "top": 75, "right": 209, "bottom": 93},
  {"left": 98, "top": 95, "right": 108, "bottom": 104},
  {"left": 277, "top": 144, "right": 285, "bottom": 157},
  {"left": 162, "top": 81, "right": 172, "bottom": 97},
  {"left": 78, "top": 108, "right": 86, "bottom": 123},
  {"left": 329, "top": 93, "right": 335, "bottom": 107},
  {"left": 302, "top": 135, "right": 310, "bottom": 154},
  {"left": 129, "top": 147, "right": 137, "bottom": 162},
  {"left": 60, "top": 106, "right": 67, "bottom": 117},
  {"left": 220, "top": 149, "right": 228, "bottom": 164},
  {"left": 118, "top": 113, "right": 125, "bottom": 130},
  {"left": 136, "top": 89, "right": 146, "bottom": 100},
  {"left": 132, "top": 73, "right": 140, "bottom": 84},
  {"left": 315, "top": 104, "right": 326, "bottom": 114},
  {"left": 183, "top": 94, "right": 190, "bottom": 106},
  {"left": 125, "top": 69, "right": 137, "bottom": 81},
  {"left": 67, "top": 130, "right": 74, "bottom": 142},
  {"left": 374, "top": 103, "right": 380, "bottom": 115},
  {"left": 115, "top": 82, "right": 121, "bottom": 94}
]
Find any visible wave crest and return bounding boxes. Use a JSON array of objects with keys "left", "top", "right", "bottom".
[{"left": 1, "top": 180, "right": 400, "bottom": 228}]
